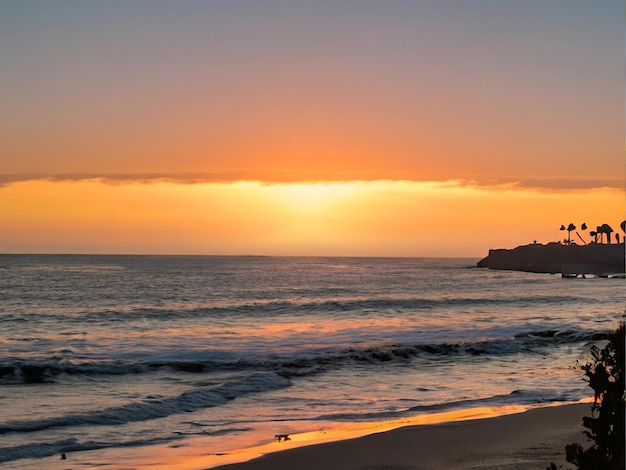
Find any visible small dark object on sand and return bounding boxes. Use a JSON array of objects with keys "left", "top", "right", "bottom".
[
  {"left": 275, "top": 434, "right": 291, "bottom": 442},
  {"left": 60, "top": 453, "right": 66, "bottom": 460}
]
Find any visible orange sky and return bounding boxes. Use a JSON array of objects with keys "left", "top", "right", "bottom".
[
  {"left": 1, "top": 179, "right": 622, "bottom": 256},
  {"left": 0, "top": 1, "right": 623, "bottom": 256}
]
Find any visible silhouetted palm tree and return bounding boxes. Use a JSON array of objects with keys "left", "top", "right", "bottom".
[
  {"left": 560, "top": 223, "right": 576, "bottom": 244},
  {"left": 604, "top": 224, "right": 614, "bottom": 244},
  {"left": 574, "top": 223, "right": 588, "bottom": 244},
  {"left": 567, "top": 223, "right": 576, "bottom": 243},
  {"left": 596, "top": 226, "right": 604, "bottom": 243},
  {"left": 597, "top": 224, "right": 614, "bottom": 244}
]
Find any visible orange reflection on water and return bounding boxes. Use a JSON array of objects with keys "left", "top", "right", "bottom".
[{"left": 112, "top": 315, "right": 436, "bottom": 344}]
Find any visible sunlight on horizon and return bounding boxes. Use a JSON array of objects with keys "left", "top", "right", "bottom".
[{"left": 0, "top": 179, "right": 623, "bottom": 257}]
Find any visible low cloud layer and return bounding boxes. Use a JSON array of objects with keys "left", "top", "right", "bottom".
[{"left": 0, "top": 172, "right": 622, "bottom": 192}]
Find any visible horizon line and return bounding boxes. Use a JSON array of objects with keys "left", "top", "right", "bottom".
[{"left": 0, "top": 252, "right": 484, "bottom": 259}]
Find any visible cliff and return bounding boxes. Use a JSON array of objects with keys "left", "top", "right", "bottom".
[{"left": 477, "top": 242, "right": 625, "bottom": 275}]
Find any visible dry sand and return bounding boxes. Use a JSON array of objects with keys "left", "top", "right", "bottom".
[{"left": 212, "top": 403, "right": 589, "bottom": 470}]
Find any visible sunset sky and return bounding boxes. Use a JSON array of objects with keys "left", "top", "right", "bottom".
[{"left": 1, "top": 1, "right": 623, "bottom": 256}]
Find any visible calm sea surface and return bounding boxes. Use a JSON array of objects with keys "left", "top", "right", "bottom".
[{"left": 0, "top": 255, "right": 623, "bottom": 468}]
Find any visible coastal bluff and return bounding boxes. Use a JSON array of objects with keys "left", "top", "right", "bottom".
[{"left": 477, "top": 242, "right": 625, "bottom": 275}]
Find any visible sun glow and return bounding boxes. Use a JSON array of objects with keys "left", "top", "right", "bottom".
[
  {"left": 0, "top": 179, "right": 622, "bottom": 257},
  {"left": 270, "top": 183, "right": 356, "bottom": 214}
]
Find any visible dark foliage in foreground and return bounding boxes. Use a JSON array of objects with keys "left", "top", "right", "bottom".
[{"left": 564, "top": 323, "right": 625, "bottom": 470}]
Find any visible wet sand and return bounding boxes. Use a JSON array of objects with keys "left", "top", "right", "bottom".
[
  {"left": 36, "top": 403, "right": 589, "bottom": 469},
  {"left": 212, "top": 403, "right": 589, "bottom": 470}
]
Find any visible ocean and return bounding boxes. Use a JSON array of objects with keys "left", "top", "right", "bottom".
[{"left": 0, "top": 255, "right": 623, "bottom": 468}]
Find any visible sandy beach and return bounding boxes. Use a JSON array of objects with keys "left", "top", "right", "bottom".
[
  {"left": 212, "top": 403, "right": 589, "bottom": 470},
  {"left": 8, "top": 399, "right": 592, "bottom": 470}
]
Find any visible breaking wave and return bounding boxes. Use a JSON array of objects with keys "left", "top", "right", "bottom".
[
  {"left": 0, "top": 372, "right": 290, "bottom": 434},
  {"left": 0, "top": 328, "right": 608, "bottom": 384}
]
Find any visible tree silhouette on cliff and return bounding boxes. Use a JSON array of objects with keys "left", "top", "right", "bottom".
[
  {"left": 560, "top": 223, "right": 577, "bottom": 244},
  {"left": 559, "top": 222, "right": 621, "bottom": 245},
  {"left": 597, "top": 224, "right": 614, "bottom": 245}
]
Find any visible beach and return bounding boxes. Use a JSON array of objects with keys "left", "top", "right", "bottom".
[
  {"left": 10, "top": 402, "right": 591, "bottom": 469},
  {"left": 213, "top": 403, "right": 589, "bottom": 470}
]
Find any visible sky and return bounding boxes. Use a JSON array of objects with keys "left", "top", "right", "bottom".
[{"left": 0, "top": 0, "right": 623, "bottom": 257}]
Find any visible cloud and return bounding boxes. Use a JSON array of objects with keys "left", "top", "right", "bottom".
[
  {"left": 449, "top": 177, "right": 624, "bottom": 192},
  {"left": 0, "top": 172, "right": 622, "bottom": 192},
  {"left": 0, "top": 170, "right": 362, "bottom": 186},
  {"left": 514, "top": 178, "right": 624, "bottom": 192}
]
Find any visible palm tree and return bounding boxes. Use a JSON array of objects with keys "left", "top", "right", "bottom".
[
  {"left": 575, "top": 222, "right": 588, "bottom": 245},
  {"left": 597, "top": 224, "right": 614, "bottom": 244},
  {"left": 560, "top": 223, "right": 576, "bottom": 244},
  {"left": 596, "top": 225, "right": 604, "bottom": 243},
  {"left": 603, "top": 224, "right": 614, "bottom": 244},
  {"left": 567, "top": 223, "right": 576, "bottom": 244},
  {"left": 574, "top": 222, "right": 588, "bottom": 244}
]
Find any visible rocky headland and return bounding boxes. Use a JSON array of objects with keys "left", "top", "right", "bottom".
[{"left": 477, "top": 242, "right": 625, "bottom": 275}]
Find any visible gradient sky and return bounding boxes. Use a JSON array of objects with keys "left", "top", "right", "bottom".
[{"left": 1, "top": 0, "right": 623, "bottom": 256}]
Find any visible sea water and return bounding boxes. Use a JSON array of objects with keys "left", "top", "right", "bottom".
[{"left": 0, "top": 255, "right": 623, "bottom": 468}]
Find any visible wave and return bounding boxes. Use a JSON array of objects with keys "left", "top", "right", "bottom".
[
  {"left": 405, "top": 388, "right": 582, "bottom": 412},
  {"left": 312, "top": 388, "right": 585, "bottom": 422},
  {"left": 0, "top": 328, "right": 608, "bottom": 384},
  {"left": 127, "top": 294, "right": 594, "bottom": 318},
  {"left": 0, "top": 372, "right": 290, "bottom": 435},
  {"left": 0, "top": 425, "right": 253, "bottom": 463},
  {"left": 6, "top": 294, "right": 595, "bottom": 324},
  {"left": 0, "top": 435, "right": 181, "bottom": 464},
  {"left": 274, "top": 328, "right": 608, "bottom": 377}
]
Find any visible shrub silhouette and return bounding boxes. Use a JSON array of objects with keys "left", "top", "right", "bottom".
[{"left": 565, "top": 323, "right": 624, "bottom": 470}]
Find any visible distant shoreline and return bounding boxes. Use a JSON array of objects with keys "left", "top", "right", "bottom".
[{"left": 477, "top": 242, "right": 625, "bottom": 275}]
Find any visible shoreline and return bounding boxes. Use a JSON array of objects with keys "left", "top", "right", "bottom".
[
  {"left": 16, "top": 402, "right": 591, "bottom": 469},
  {"left": 212, "top": 403, "right": 590, "bottom": 470}
]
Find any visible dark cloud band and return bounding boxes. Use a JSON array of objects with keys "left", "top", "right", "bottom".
[{"left": 0, "top": 173, "right": 622, "bottom": 192}]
